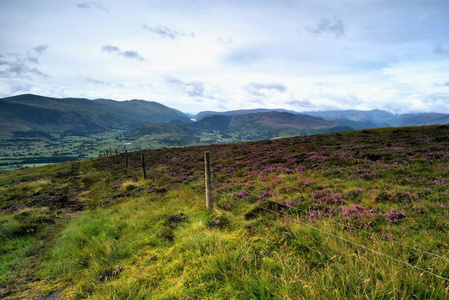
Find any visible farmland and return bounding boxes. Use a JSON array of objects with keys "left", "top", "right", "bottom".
[{"left": 0, "top": 131, "right": 127, "bottom": 173}]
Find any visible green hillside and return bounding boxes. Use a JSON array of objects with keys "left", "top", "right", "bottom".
[
  {"left": 0, "top": 94, "right": 190, "bottom": 136},
  {"left": 195, "top": 108, "right": 297, "bottom": 121},
  {"left": 1, "top": 125, "right": 449, "bottom": 299},
  {"left": 228, "top": 111, "right": 348, "bottom": 139},
  {"left": 124, "top": 112, "right": 349, "bottom": 150}
]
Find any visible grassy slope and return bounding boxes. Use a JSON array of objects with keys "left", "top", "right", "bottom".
[
  {"left": 0, "top": 94, "right": 190, "bottom": 136},
  {"left": 1, "top": 125, "right": 449, "bottom": 299}
]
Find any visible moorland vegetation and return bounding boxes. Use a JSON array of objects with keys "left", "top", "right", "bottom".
[{"left": 1, "top": 125, "right": 449, "bottom": 299}]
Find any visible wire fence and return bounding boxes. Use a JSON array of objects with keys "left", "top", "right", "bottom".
[
  {"left": 98, "top": 150, "right": 449, "bottom": 283},
  {"left": 214, "top": 187, "right": 449, "bottom": 283},
  {"left": 221, "top": 188, "right": 449, "bottom": 263}
]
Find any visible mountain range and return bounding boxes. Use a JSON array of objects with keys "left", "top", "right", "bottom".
[
  {"left": 0, "top": 94, "right": 189, "bottom": 136},
  {"left": 127, "top": 111, "right": 350, "bottom": 146},
  {"left": 304, "top": 110, "right": 449, "bottom": 128},
  {"left": 2, "top": 94, "right": 449, "bottom": 141},
  {"left": 199, "top": 108, "right": 449, "bottom": 130}
]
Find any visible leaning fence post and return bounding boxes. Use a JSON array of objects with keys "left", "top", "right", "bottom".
[
  {"left": 204, "top": 151, "right": 213, "bottom": 210},
  {"left": 141, "top": 153, "right": 147, "bottom": 179},
  {"left": 125, "top": 150, "right": 128, "bottom": 169}
]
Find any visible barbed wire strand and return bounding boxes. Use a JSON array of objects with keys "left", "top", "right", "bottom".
[
  {"left": 221, "top": 192, "right": 449, "bottom": 283},
  {"left": 102, "top": 151, "right": 449, "bottom": 282},
  {"left": 215, "top": 187, "right": 449, "bottom": 263},
  {"left": 112, "top": 153, "right": 449, "bottom": 267}
]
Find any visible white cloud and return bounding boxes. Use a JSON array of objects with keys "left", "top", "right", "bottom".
[
  {"left": 101, "top": 45, "right": 145, "bottom": 61},
  {"left": 306, "top": 17, "right": 346, "bottom": 39},
  {"left": 77, "top": 2, "right": 109, "bottom": 12},
  {"left": 142, "top": 24, "right": 187, "bottom": 40},
  {"left": 217, "top": 36, "right": 233, "bottom": 46},
  {"left": 435, "top": 44, "right": 449, "bottom": 58}
]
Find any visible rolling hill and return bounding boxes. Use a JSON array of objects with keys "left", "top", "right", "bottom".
[
  {"left": 397, "top": 113, "right": 449, "bottom": 127},
  {"left": 227, "top": 111, "right": 349, "bottom": 139},
  {"left": 304, "top": 109, "right": 449, "bottom": 128},
  {"left": 126, "top": 112, "right": 350, "bottom": 148},
  {"left": 229, "top": 111, "right": 339, "bottom": 130},
  {"left": 0, "top": 94, "right": 190, "bottom": 136},
  {"left": 195, "top": 108, "right": 297, "bottom": 121},
  {"left": 305, "top": 109, "right": 395, "bottom": 123},
  {"left": 189, "top": 115, "right": 233, "bottom": 131}
]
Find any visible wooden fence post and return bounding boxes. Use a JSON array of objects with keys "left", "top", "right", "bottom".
[
  {"left": 204, "top": 151, "right": 213, "bottom": 210},
  {"left": 110, "top": 148, "right": 112, "bottom": 157},
  {"left": 125, "top": 150, "right": 128, "bottom": 169},
  {"left": 141, "top": 153, "right": 147, "bottom": 179},
  {"left": 115, "top": 149, "right": 118, "bottom": 163}
]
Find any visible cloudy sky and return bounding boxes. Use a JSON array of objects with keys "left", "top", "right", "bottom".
[{"left": 1, "top": 0, "right": 448, "bottom": 114}]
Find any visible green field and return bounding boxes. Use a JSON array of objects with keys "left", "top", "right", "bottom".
[
  {"left": 0, "top": 130, "right": 149, "bottom": 173},
  {"left": 1, "top": 125, "right": 449, "bottom": 299}
]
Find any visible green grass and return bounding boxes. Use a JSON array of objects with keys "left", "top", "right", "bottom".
[{"left": 1, "top": 125, "right": 449, "bottom": 299}]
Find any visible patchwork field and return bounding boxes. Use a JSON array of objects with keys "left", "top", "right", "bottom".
[{"left": 1, "top": 125, "right": 449, "bottom": 299}]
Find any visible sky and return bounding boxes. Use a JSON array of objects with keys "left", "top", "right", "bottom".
[{"left": 0, "top": 0, "right": 449, "bottom": 114}]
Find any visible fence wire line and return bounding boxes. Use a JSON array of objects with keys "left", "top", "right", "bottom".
[
  {"left": 103, "top": 155, "right": 449, "bottom": 276},
  {"left": 215, "top": 187, "right": 449, "bottom": 263},
  {"left": 106, "top": 155, "right": 449, "bottom": 263},
  {"left": 219, "top": 191, "right": 449, "bottom": 283}
]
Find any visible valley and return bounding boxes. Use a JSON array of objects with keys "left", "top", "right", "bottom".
[
  {"left": 2, "top": 94, "right": 449, "bottom": 174},
  {"left": 0, "top": 131, "right": 125, "bottom": 173}
]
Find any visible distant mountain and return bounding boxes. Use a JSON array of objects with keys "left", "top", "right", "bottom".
[
  {"left": 397, "top": 113, "right": 449, "bottom": 127},
  {"left": 330, "top": 119, "right": 379, "bottom": 130},
  {"left": 304, "top": 109, "right": 395, "bottom": 127},
  {"left": 304, "top": 109, "right": 449, "bottom": 128},
  {"left": 189, "top": 111, "right": 351, "bottom": 139},
  {"left": 191, "top": 111, "right": 343, "bottom": 133},
  {"left": 189, "top": 115, "right": 233, "bottom": 131},
  {"left": 230, "top": 111, "right": 336, "bottom": 129},
  {"left": 4, "top": 94, "right": 449, "bottom": 142},
  {"left": 125, "top": 112, "right": 349, "bottom": 147},
  {"left": 0, "top": 94, "right": 190, "bottom": 136},
  {"left": 226, "top": 112, "right": 349, "bottom": 139},
  {"left": 195, "top": 108, "right": 297, "bottom": 121}
]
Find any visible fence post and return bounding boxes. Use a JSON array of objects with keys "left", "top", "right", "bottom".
[
  {"left": 204, "top": 151, "right": 213, "bottom": 210},
  {"left": 125, "top": 150, "right": 128, "bottom": 169},
  {"left": 141, "top": 153, "right": 147, "bottom": 179},
  {"left": 115, "top": 149, "right": 118, "bottom": 163},
  {"left": 110, "top": 148, "right": 112, "bottom": 157}
]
